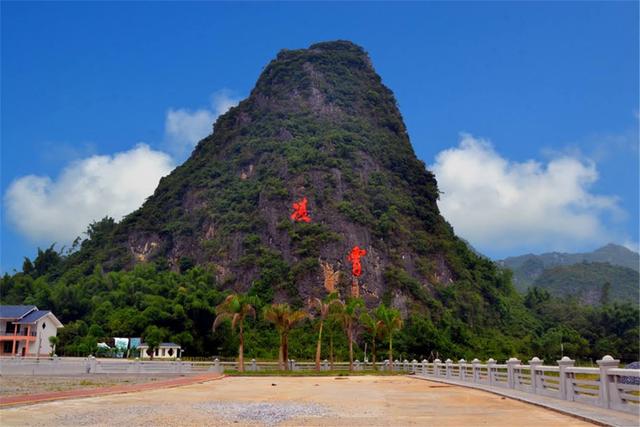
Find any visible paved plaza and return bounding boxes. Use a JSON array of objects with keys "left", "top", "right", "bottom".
[{"left": 0, "top": 376, "right": 600, "bottom": 426}]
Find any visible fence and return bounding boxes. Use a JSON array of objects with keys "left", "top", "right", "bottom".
[
  {"left": 406, "top": 355, "right": 639, "bottom": 415},
  {"left": 2, "top": 354, "right": 638, "bottom": 416},
  {"left": 0, "top": 357, "right": 222, "bottom": 376}
]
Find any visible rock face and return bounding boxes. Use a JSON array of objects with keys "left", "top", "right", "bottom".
[{"left": 75, "top": 41, "right": 496, "bottom": 309}]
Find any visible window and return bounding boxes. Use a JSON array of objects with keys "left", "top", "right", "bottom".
[
  {"left": 3, "top": 341, "right": 12, "bottom": 353},
  {"left": 168, "top": 348, "right": 174, "bottom": 357},
  {"left": 5, "top": 322, "right": 19, "bottom": 334},
  {"left": 42, "top": 322, "right": 46, "bottom": 329}
]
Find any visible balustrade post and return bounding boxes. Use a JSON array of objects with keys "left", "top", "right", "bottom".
[
  {"left": 434, "top": 358, "right": 441, "bottom": 376},
  {"left": 557, "top": 356, "right": 575, "bottom": 400},
  {"left": 459, "top": 359, "right": 466, "bottom": 381},
  {"left": 445, "top": 359, "right": 452, "bottom": 379},
  {"left": 412, "top": 359, "right": 417, "bottom": 373},
  {"left": 394, "top": 359, "right": 400, "bottom": 372},
  {"left": 251, "top": 359, "right": 257, "bottom": 372},
  {"left": 88, "top": 355, "right": 96, "bottom": 374},
  {"left": 214, "top": 358, "right": 221, "bottom": 374},
  {"left": 596, "top": 355, "right": 620, "bottom": 409},
  {"left": 472, "top": 358, "right": 480, "bottom": 383},
  {"left": 507, "top": 357, "right": 521, "bottom": 389},
  {"left": 421, "top": 359, "right": 427, "bottom": 375},
  {"left": 403, "top": 359, "right": 409, "bottom": 372},
  {"left": 528, "top": 357, "right": 543, "bottom": 394},
  {"left": 355, "top": 360, "right": 361, "bottom": 371},
  {"left": 487, "top": 358, "right": 496, "bottom": 386},
  {"left": 322, "top": 359, "right": 328, "bottom": 371}
]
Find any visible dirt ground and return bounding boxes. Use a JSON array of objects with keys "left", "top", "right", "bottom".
[
  {"left": 0, "top": 376, "right": 595, "bottom": 426},
  {"left": 0, "top": 374, "right": 182, "bottom": 396}
]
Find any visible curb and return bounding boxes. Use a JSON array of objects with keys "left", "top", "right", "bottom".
[{"left": 0, "top": 374, "right": 225, "bottom": 408}]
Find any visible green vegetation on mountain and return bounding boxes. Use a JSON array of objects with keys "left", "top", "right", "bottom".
[
  {"left": 499, "top": 243, "right": 639, "bottom": 289},
  {"left": 1, "top": 41, "right": 638, "bottom": 363},
  {"left": 498, "top": 244, "right": 639, "bottom": 305},
  {"left": 532, "top": 262, "right": 639, "bottom": 305}
]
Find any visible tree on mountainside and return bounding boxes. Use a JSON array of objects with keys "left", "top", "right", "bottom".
[
  {"left": 376, "top": 305, "right": 403, "bottom": 363},
  {"left": 308, "top": 292, "right": 340, "bottom": 371},
  {"left": 263, "top": 303, "right": 307, "bottom": 370},
  {"left": 333, "top": 298, "right": 364, "bottom": 371},
  {"left": 360, "top": 306, "right": 385, "bottom": 369},
  {"left": 213, "top": 294, "right": 258, "bottom": 372}
]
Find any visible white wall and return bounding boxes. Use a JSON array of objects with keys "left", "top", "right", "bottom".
[{"left": 28, "top": 316, "right": 59, "bottom": 356}]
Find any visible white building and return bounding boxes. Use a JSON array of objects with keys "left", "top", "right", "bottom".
[
  {"left": 138, "top": 342, "right": 181, "bottom": 359},
  {"left": 0, "top": 305, "right": 63, "bottom": 357}
]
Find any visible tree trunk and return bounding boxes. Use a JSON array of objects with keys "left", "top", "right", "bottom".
[
  {"left": 238, "top": 323, "right": 244, "bottom": 373},
  {"left": 278, "top": 333, "right": 284, "bottom": 370},
  {"left": 329, "top": 332, "right": 334, "bottom": 370},
  {"left": 283, "top": 333, "right": 289, "bottom": 371},
  {"left": 388, "top": 335, "right": 393, "bottom": 365},
  {"left": 348, "top": 326, "right": 354, "bottom": 371},
  {"left": 315, "top": 320, "right": 323, "bottom": 371},
  {"left": 371, "top": 338, "right": 376, "bottom": 370}
]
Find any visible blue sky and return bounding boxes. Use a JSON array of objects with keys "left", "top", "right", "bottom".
[{"left": 2, "top": 1, "right": 638, "bottom": 272}]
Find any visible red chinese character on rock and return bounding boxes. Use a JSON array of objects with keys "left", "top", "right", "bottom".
[
  {"left": 347, "top": 246, "right": 367, "bottom": 277},
  {"left": 290, "top": 197, "right": 311, "bottom": 223}
]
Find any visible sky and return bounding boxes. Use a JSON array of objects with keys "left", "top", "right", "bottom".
[{"left": 1, "top": 1, "right": 638, "bottom": 272}]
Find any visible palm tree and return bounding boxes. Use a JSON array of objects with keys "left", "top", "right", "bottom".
[
  {"left": 333, "top": 298, "right": 364, "bottom": 371},
  {"left": 263, "top": 303, "right": 307, "bottom": 370},
  {"left": 48, "top": 336, "right": 59, "bottom": 357},
  {"left": 213, "top": 294, "right": 257, "bottom": 373},
  {"left": 308, "top": 292, "right": 340, "bottom": 371},
  {"left": 376, "top": 304, "right": 403, "bottom": 364},
  {"left": 360, "top": 308, "right": 384, "bottom": 370}
]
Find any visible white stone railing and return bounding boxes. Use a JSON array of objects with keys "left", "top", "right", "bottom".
[{"left": 403, "top": 355, "right": 639, "bottom": 415}]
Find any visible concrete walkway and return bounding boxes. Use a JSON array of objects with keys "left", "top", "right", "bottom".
[
  {"left": 0, "top": 373, "right": 222, "bottom": 407},
  {"left": 414, "top": 375, "right": 639, "bottom": 427}
]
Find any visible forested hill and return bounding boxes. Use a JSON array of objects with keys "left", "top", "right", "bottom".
[
  {"left": 2, "top": 41, "right": 638, "bottom": 362},
  {"left": 499, "top": 243, "right": 639, "bottom": 289},
  {"left": 532, "top": 262, "right": 639, "bottom": 305},
  {"left": 20, "top": 40, "right": 515, "bottom": 315}
]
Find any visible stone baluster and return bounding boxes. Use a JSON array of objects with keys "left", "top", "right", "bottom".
[
  {"left": 472, "top": 359, "right": 480, "bottom": 383},
  {"left": 412, "top": 359, "right": 417, "bottom": 373},
  {"left": 445, "top": 359, "right": 452, "bottom": 379},
  {"left": 487, "top": 358, "right": 496, "bottom": 385},
  {"left": 251, "top": 358, "right": 257, "bottom": 372},
  {"left": 421, "top": 359, "right": 427, "bottom": 375},
  {"left": 507, "top": 357, "right": 521, "bottom": 389},
  {"left": 323, "top": 359, "right": 329, "bottom": 371},
  {"left": 459, "top": 359, "right": 466, "bottom": 381},
  {"left": 597, "top": 355, "right": 620, "bottom": 409},
  {"left": 557, "top": 356, "right": 575, "bottom": 400},
  {"left": 528, "top": 357, "right": 543, "bottom": 394},
  {"left": 434, "top": 358, "right": 441, "bottom": 376}
]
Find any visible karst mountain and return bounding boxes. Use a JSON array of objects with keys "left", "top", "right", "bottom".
[{"left": 65, "top": 41, "right": 510, "bottom": 313}]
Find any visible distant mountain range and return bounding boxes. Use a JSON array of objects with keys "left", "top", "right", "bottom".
[{"left": 498, "top": 244, "right": 639, "bottom": 304}]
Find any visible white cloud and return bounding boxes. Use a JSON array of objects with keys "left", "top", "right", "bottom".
[
  {"left": 164, "top": 90, "right": 239, "bottom": 157},
  {"left": 431, "top": 133, "right": 624, "bottom": 252},
  {"left": 4, "top": 144, "right": 174, "bottom": 244},
  {"left": 622, "top": 240, "right": 639, "bottom": 254}
]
